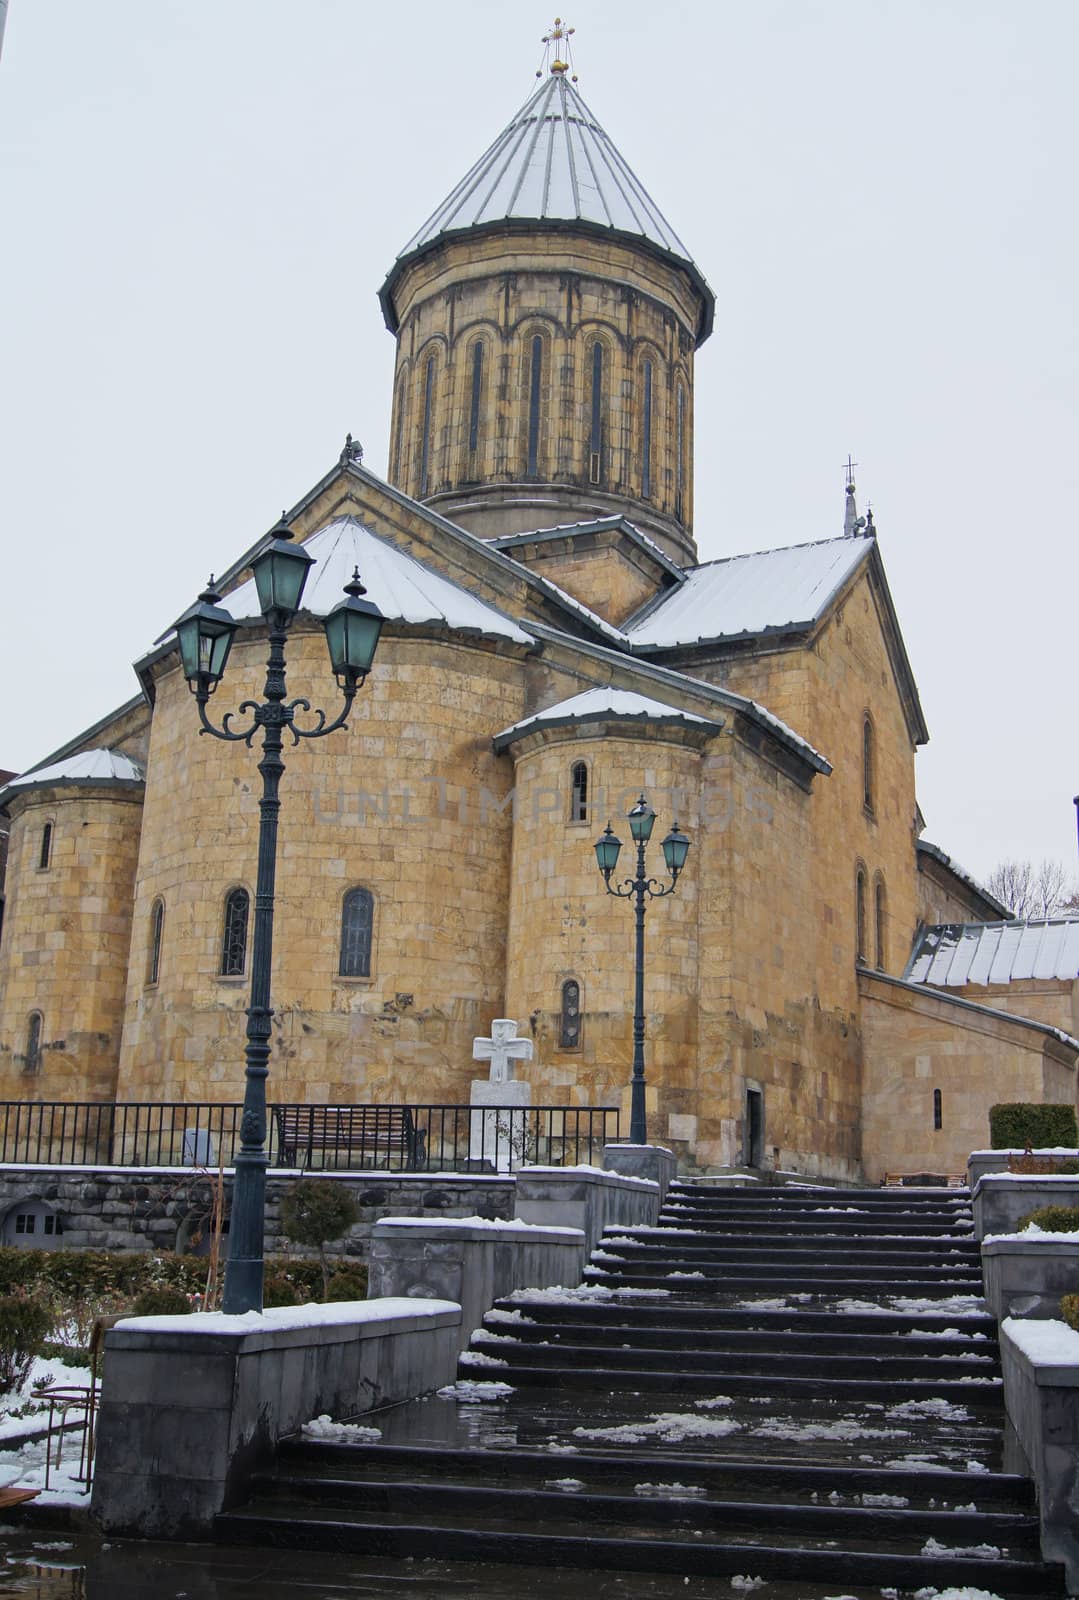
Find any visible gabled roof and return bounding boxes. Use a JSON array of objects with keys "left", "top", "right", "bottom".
[
  {"left": 916, "top": 839, "right": 1012, "bottom": 922},
  {"left": 490, "top": 515, "right": 688, "bottom": 585},
  {"left": 219, "top": 517, "right": 533, "bottom": 645},
  {"left": 0, "top": 748, "right": 144, "bottom": 806},
  {"left": 493, "top": 687, "right": 721, "bottom": 750},
  {"left": 624, "top": 535, "right": 870, "bottom": 648},
  {"left": 380, "top": 72, "right": 714, "bottom": 342},
  {"left": 906, "top": 918, "right": 1079, "bottom": 987}
]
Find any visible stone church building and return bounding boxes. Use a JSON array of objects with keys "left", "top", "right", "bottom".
[{"left": 1, "top": 60, "right": 1075, "bottom": 1183}]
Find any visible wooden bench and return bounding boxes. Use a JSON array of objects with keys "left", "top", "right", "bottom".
[{"left": 272, "top": 1105, "right": 425, "bottom": 1170}]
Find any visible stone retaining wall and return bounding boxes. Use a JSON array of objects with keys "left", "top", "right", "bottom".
[{"left": 0, "top": 1166, "right": 514, "bottom": 1259}]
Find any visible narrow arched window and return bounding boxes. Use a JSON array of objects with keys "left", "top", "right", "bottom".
[
  {"left": 863, "top": 715, "right": 875, "bottom": 813},
  {"left": 589, "top": 341, "right": 603, "bottom": 484},
  {"left": 419, "top": 353, "right": 436, "bottom": 497},
  {"left": 675, "top": 383, "right": 686, "bottom": 521},
  {"left": 24, "top": 1012, "right": 42, "bottom": 1074},
  {"left": 874, "top": 875, "right": 887, "bottom": 971},
  {"left": 147, "top": 898, "right": 164, "bottom": 986},
  {"left": 560, "top": 979, "right": 581, "bottom": 1049},
  {"left": 570, "top": 761, "right": 588, "bottom": 823},
  {"left": 641, "top": 359, "right": 653, "bottom": 499},
  {"left": 339, "top": 886, "right": 374, "bottom": 978},
  {"left": 392, "top": 371, "right": 408, "bottom": 482},
  {"left": 39, "top": 822, "right": 53, "bottom": 871},
  {"left": 468, "top": 340, "right": 484, "bottom": 458},
  {"left": 933, "top": 1088, "right": 943, "bottom": 1131},
  {"left": 527, "top": 334, "right": 544, "bottom": 477},
  {"left": 855, "top": 867, "right": 867, "bottom": 964},
  {"left": 220, "top": 887, "right": 250, "bottom": 977}
]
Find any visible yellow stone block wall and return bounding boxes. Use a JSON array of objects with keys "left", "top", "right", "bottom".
[
  {"left": 385, "top": 230, "right": 701, "bottom": 562},
  {"left": 859, "top": 970, "right": 1078, "bottom": 1181},
  {"left": 0, "top": 787, "right": 143, "bottom": 1101},
  {"left": 503, "top": 731, "right": 702, "bottom": 1119},
  {"left": 496, "top": 536, "right": 668, "bottom": 628},
  {"left": 946, "top": 979, "right": 1078, "bottom": 1038},
  {"left": 117, "top": 628, "right": 529, "bottom": 1109}
]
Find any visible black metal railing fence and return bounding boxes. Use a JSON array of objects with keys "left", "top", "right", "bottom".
[{"left": 0, "top": 1100, "right": 620, "bottom": 1173}]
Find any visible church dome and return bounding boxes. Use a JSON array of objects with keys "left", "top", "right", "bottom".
[{"left": 381, "top": 72, "right": 713, "bottom": 343}]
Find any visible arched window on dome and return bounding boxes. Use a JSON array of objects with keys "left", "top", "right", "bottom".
[
  {"left": 527, "top": 334, "right": 544, "bottom": 478},
  {"left": 392, "top": 365, "right": 409, "bottom": 483},
  {"left": 419, "top": 352, "right": 437, "bottom": 497},
  {"left": 220, "top": 887, "right": 250, "bottom": 977},
  {"left": 641, "top": 358, "right": 653, "bottom": 499},
  {"left": 468, "top": 339, "right": 485, "bottom": 461},
  {"left": 560, "top": 979, "right": 582, "bottom": 1050},
  {"left": 38, "top": 822, "right": 53, "bottom": 872},
  {"left": 24, "top": 1012, "right": 42, "bottom": 1075},
  {"left": 570, "top": 761, "right": 589, "bottom": 823},
  {"left": 675, "top": 382, "right": 686, "bottom": 521},
  {"left": 589, "top": 340, "right": 604, "bottom": 484},
  {"left": 874, "top": 873, "right": 887, "bottom": 971},
  {"left": 339, "top": 886, "right": 374, "bottom": 979},
  {"left": 147, "top": 897, "right": 164, "bottom": 987},
  {"left": 863, "top": 714, "right": 876, "bottom": 814},
  {"left": 855, "top": 865, "right": 868, "bottom": 965}
]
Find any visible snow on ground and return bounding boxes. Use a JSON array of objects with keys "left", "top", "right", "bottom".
[
  {"left": 437, "top": 1379, "right": 515, "bottom": 1401},
  {"left": 0, "top": 1353, "right": 94, "bottom": 1506},
  {"left": 301, "top": 1414, "right": 382, "bottom": 1443},
  {"left": 886, "top": 1398, "right": 970, "bottom": 1422},
  {"left": 485, "top": 1307, "right": 535, "bottom": 1324},
  {"left": 633, "top": 1481, "right": 707, "bottom": 1497},
  {"left": 508, "top": 1284, "right": 670, "bottom": 1303},
  {"left": 752, "top": 1416, "right": 906, "bottom": 1442},
  {"left": 458, "top": 1350, "right": 509, "bottom": 1368},
  {"left": 544, "top": 1477, "right": 584, "bottom": 1490},
  {"left": 921, "top": 1536, "right": 1001, "bottom": 1559},
  {"left": 573, "top": 1412, "right": 742, "bottom": 1445}
]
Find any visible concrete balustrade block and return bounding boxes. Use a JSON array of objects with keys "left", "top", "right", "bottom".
[
  {"left": 982, "top": 1235, "right": 1079, "bottom": 1321},
  {"left": 1000, "top": 1317, "right": 1079, "bottom": 1592},
  {"left": 515, "top": 1163, "right": 660, "bottom": 1251},
  {"left": 973, "top": 1174, "right": 1079, "bottom": 1240}
]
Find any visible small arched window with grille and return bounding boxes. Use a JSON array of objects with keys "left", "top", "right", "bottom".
[
  {"left": 39, "top": 822, "right": 53, "bottom": 871},
  {"left": 863, "top": 715, "right": 876, "bottom": 813},
  {"left": 24, "top": 1011, "right": 42, "bottom": 1074},
  {"left": 147, "top": 898, "right": 164, "bottom": 986},
  {"left": 560, "top": 979, "right": 582, "bottom": 1050},
  {"left": 220, "top": 887, "right": 250, "bottom": 977},
  {"left": 468, "top": 340, "right": 485, "bottom": 459},
  {"left": 339, "top": 886, "right": 374, "bottom": 979},
  {"left": 874, "top": 874, "right": 887, "bottom": 971},
  {"left": 855, "top": 866, "right": 868, "bottom": 965},
  {"left": 570, "top": 761, "right": 588, "bottom": 823}
]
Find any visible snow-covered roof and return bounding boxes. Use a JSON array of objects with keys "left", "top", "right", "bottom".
[
  {"left": 383, "top": 73, "right": 713, "bottom": 340},
  {"left": 216, "top": 518, "right": 533, "bottom": 646},
  {"left": 624, "top": 535, "right": 870, "bottom": 649},
  {"left": 0, "top": 748, "right": 144, "bottom": 801},
  {"left": 916, "top": 839, "right": 1011, "bottom": 920},
  {"left": 907, "top": 919, "right": 1079, "bottom": 987},
  {"left": 493, "top": 687, "right": 721, "bottom": 749},
  {"left": 489, "top": 515, "right": 687, "bottom": 584}
]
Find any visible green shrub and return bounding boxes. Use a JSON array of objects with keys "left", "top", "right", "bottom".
[
  {"left": 263, "top": 1273, "right": 301, "bottom": 1307},
  {"left": 278, "top": 1180, "right": 361, "bottom": 1296},
  {"left": 130, "top": 1285, "right": 192, "bottom": 1317},
  {"left": 1019, "top": 1205, "right": 1079, "bottom": 1234},
  {"left": 1061, "top": 1295, "right": 1079, "bottom": 1333},
  {"left": 0, "top": 1294, "right": 53, "bottom": 1392},
  {"left": 989, "top": 1103, "right": 1078, "bottom": 1150},
  {"left": 324, "top": 1267, "right": 368, "bottom": 1302}
]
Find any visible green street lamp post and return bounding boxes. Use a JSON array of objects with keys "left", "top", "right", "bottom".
[
  {"left": 174, "top": 517, "right": 383, "bottom": 1313},
  {"left": 594, "top": 796, "right": 690, "bottom": 1146}
]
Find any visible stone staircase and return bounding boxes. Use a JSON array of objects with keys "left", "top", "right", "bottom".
[{"left": 217, "top": 1180, "right": 1066, "bottom": 1597}]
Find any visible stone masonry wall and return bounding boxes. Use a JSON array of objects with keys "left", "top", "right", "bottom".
[{"left": 0, "top": 1167, "right": 515, "bottom": 1260}]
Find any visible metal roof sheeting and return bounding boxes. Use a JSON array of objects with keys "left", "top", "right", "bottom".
[
  {"left": 1, "top": 748, "right": 145, "bottom": 799},
  {"left": 398, "top": 74, "right": 696, "bottom": 267},
  {"left": 907, "top": 919, "right": 1079, "bottom": 987},
  {"left": 494, "top": 687, "right": 721, "bottom": 749},
  {"left": 625, "top": 536, "right": 870, "bottom": 649}
]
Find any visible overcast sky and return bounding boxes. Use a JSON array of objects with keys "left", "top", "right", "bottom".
[{"left": 1, "top": 1, "right": 1075, "bottom": 882}]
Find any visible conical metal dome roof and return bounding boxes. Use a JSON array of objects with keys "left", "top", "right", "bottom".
[{"left": 381, "top": 70, "right": 713, "bottom": 341}]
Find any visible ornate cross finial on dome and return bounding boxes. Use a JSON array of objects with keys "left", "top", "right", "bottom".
[{"left": 537, "top": 16, "right": 577, "bottom": 80}]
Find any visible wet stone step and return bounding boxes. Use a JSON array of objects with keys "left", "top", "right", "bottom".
[
  {"left": 595, "top": 1244, "right": 981, "bottom": 1266},
  {"left": 482, "top": 1320, "right": 999, "bottom": 1362},
  {"left": 468, "top": 1337, "right": 999, "bottom": 1382},
  {"left": 214, "top": 1508, "right": 1065, "bottom": 1595},
  {"left": 276, "top": 1438, "right": 1034, "bottom": 1508},
  {"left": 491, "top": 1298, "right": 998, "bottom": 1338},
  {"left": 239, "top": 1475, "right": 1044, "bottom": 1554}
]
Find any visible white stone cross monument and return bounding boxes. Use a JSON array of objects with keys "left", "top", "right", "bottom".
[{"left": 469, "top": 1018, "right": 534, "bottom": 1171}]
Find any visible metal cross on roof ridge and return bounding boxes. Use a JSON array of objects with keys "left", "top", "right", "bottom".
[{"left": 537, "top": 16, "right": 578, "bottom": 80}]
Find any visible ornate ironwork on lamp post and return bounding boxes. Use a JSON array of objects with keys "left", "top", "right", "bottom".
[
  {"left": 594, "top": 796, "right": 690, "bottom": 1146},
  {"left": 174, "top": 516, "right": 383, "bottom": 1313}
]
